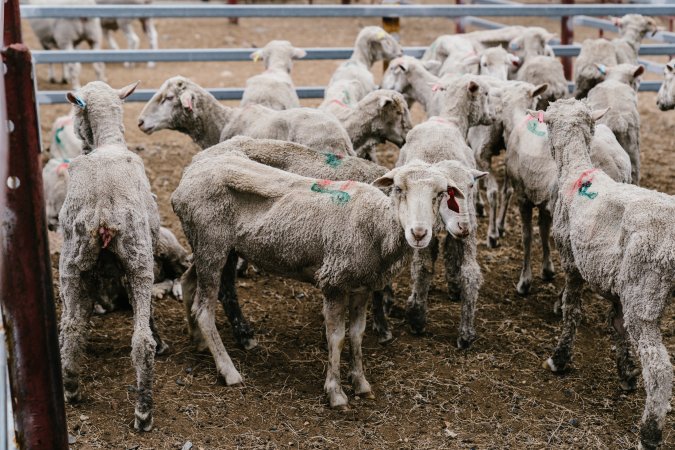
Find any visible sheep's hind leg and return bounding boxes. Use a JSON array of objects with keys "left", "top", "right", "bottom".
[
  {"left": 121, "top": 21, "right": 140, "bottom": 68},
  {"left": 181, "top": 264, "right": 207, "bottom": 352},
  {"left": 609, "top": 300, "right": 639, "bottom": 392},
  {"left": 544, "top": 270, "right": 583, "bottom": 372},
  {"left": 149, "top": 312, "right": 169, "bottom": 356},
  {"left": 142, "top": 18, "right": 159, "bottom": 68},
  {"left": 372, "top": 287, "right": 393, "bottom": 344},
  {"left": 446, "top": 238, "right": 481, "bottom": 349},
  {"left": 516, "top": 199, "right": 533, "bottom": 296},
  {"left": 323, "top": 292, "right": 348, "bottom": 408},
  {"left": 349, "top": 292, "right": 373, "bottom": 399},
  {"left": 539, "top": 206, "right": 555, "bottom": 281},
  {"left": 486, "top": 170, "right": 500, "bottom": 247},
  {"left": 496, "top": 170, "right": 513, "bottom": 238},
  {"left": 406, "top": 237, "right": 439, "bottom": 334},
  {"left": 219, "top": 250, "right": 257, "bottom": 350},
  {"left": 59, "top": 271, "right": 96, "bottom": 403}
]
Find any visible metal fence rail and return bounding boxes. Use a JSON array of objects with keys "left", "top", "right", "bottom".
[{"left": 18, "top": 4, "right": 675, "bottom": 19}]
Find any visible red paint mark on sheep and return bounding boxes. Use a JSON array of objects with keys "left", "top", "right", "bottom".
[{"left": 99, "top": 227, "right": 114, "bottom": 249}]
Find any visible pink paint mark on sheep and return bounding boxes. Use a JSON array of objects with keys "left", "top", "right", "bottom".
[
  {"left": 99, "top": 227, "right": 114, "bottom": 249},
  {"left": 330, "top": 99, "right": 349, "bottom": 108},
  {"left": 567, "top": 168, "right": 599, "bottom": 198},
  {"left": 55, "top": 162, "right": 69, "bottom": 175}
]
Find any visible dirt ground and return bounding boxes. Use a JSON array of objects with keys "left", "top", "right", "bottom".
[{"left": 20, "top": 2, "right": 675, "bottom": 449}]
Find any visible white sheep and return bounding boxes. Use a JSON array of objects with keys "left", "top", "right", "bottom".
[
  {"left": 26, "top": 0, "right": 106, "bottom": 89},
  {"left": 96, "top": 0, "right": 159, "bottom": 68},
  {"left": 322, "top": 89, "right": 412, "bottom": 160},
  {"left": 320, "top": 26, "right": 402, "bottom": 108},
  {"left": 515, "top": 55, "right": 567, "bottom": 110},
  {"left": 59, "top": 80, "right": 160, "bottom": 431},
  {"left": 507, "top": 28, "right": 556, "bottom": 61},
  {"left": 381, "top": 56, "right": 441, "bottom": 110},
  {"left": 241, "top": 40, "right": 306, "bottom": 110},
  {"left": 42, "top": 158, "right": 71, "bottom": 231},
  {"left": 586, "top": 64, "right": 643, "bottom": 184},
  {"left": 656, "top": 59, "right": 675, "bottom": 111},
  {"left": 447, "top": 46, "right": 520, "bottom": 80},
  {"left": 538, "top": 98, "right": 675, "bottom": 450},
  {"left": 138, "top": 76, "right": 354, "bottom": 155},
  {"left": 46, "top": 114, "right": 83, "bottom": 160},
  {"left": 172, "top": 150, "right": 465, "bottom": 408}
]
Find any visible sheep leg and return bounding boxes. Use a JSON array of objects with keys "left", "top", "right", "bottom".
[
  {"left": 149, "top": 313, "right": 169, "bottom": 356},
  {"left": 88, "top": 39, "right": 107, "bottom": 83},
  {"left": 193, "top": 262, "right": 243, "bottom": 386},
  {"left": 121, "top": 21, "right": 141, "bottom": 68},
  {"left": 104, "top": 28, "right": 120, "bottom": 50},
  {"left": 59, "top": 42, "right": 81, "bottom": 90},
  {"left": 219, "top": 250, "right": 257, "bottom": 350},
  {"left": 516, "top": 199, "right": 533, "bottom": 296},
  {"left": 486, "top": 170, "right": 500, "bottom": 248},
  {"left": 474, "top": 180, "right": 486, "bottom": 218},
  {"left": 627, "top": 317, "right": 672, "bottom": 450},
  {"left": 496, "top": 169, "right": 513, "bottom": 238},
  {"left": 406, "top": 237, "right": 439, "bottom": 334},
  {"left": 371, "top": 286, "right": 393, "bottom": 344},
  {"left": 609, "top": 301, "right": 639, "bottom": 392},
  {"left": 539, "top": 206, "right": 555, "bottom": 281},
  {"left": 125, "top": 271, "right": 157, "bottom": 432},
  {"left": 142, "top": 18, "right": 159, "bottom": 68},
  {"left": 323, "top": 293, "right": 348, "bottom": 408},
  {"left": 59, "top": 272, "right": 96, "bottom": 403},
  {"left": 445, "top": 237, "right": 481, "bottom": 349},
  {"left": 181, "top": 264, "right": 207, "bottom": 352},
  {"left": 349, "top": 292, "right": 373, "bottom": 398},
  {"left": 544, "top": 270, "right": 584, "bottom": 372}
]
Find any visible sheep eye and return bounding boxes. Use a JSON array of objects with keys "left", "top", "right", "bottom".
[{"left": 394, "top": 186, "right": 403, "bottom": 194}]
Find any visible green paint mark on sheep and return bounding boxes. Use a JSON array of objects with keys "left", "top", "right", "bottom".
[
  {"left": 578, "top": 181, "right": 598, "bottom": 200},
  {"left": 342, "top": 90, "right": 352, "bottom": 106},
  {"left": 55, "top": 126, "right": 65, "bottom": 146},
  {"left": 526, "top": 119, "right": 546, "bottom": 137},
  {"left": 324, "top": 153, "right": 343, "bottom": 168},
  {"left": 311, "top": 182, "right": 351, "bottom": 205}
]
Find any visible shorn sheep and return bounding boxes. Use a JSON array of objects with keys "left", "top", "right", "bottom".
[
  {"left": 381, "top": 56, "right": 441, "bottom": 111},
  {"left": 241, "top": 40, "right": 306, "bottom": 110},
  {"left": 173, "top": 150, "right": 465, "bottom": 408},
  {"left": 59, "top": 80, "right": 163, "bottom": 431},
  {"left": 538, "top": 98, "right": 675, "bottom": 450},
  {"left": 138, "top": 76, "right": 354, "bottom": 155},
  {"left": 46, "top": 114, "right": 83, "bottom": 160},
  {"left": 656, "top": 59, "right": 675, "bottom": 111},
  {"left": 321, "top": 26, "right": 402, "bottom": 108}
]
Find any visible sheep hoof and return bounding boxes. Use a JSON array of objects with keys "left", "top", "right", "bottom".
[
  {"left": 241, "top": 337, "right": 258, "bottom": 351},
  {"left": 224, "top": 371, "right": 244, "bottom": 387},
  {"left": 619, "top": 379, "right": 637, "bottom": 392},
  {"left": 497, "top": 227, "right": 506, "bottom": 238},
  {"left": 516, "top": 280, "right": 531, "bottom": 296},
  {"left": 457, "top": 335, "right": 476, "bottom": 350},
  {"left": 542, "top": 268, "right": 555, "bottom": 282},
  {"left": 377, "top": 330, "right": 393, "bottom": 345},
  {"left": 64, "top": 388, "right": 81, "bottom": 404},
  {"left": 155, "top": 341, "right": 170, "bottom": 356},
  {"left": 487, "top": 236, "right": 499, "bottom": 248},
  {"left": 134, "top": 409, "right": 153, "bottom": 432},
  {"left": 357, "top": 390, "right": 375, "bottom": 400},
  {"left": 475, "top": 203, "right": 485, "bottom": 217},
  {"left": 543, "top": 358, "right": 558, "bottom": 372}
]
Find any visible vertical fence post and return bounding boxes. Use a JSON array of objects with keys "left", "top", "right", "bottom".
[
  {"left": 561, "top": 0, "right": 574, "bottom": 80},
  {"left": 1, "top": 0, "right": 69, "bottom": 448},
  {"left": 227, "top": 0, "right": 238, "bottom": 25},
  {"left": 456, "top": 0, "right": 465, "bottom": 34}
]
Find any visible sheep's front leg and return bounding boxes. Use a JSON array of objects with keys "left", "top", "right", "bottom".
[
  {"left": 219, "top": 250, "right": 257, "bottom": 350},
  {"left": 323, "top": 293, "right": 348, "bottom": 408},
  {"left": 88, "top": 39, "right": 107, "bottom": 83},
  {"left": 59, "top": 271, "right": 96, "bottom": 403},
  {"left": 406, "top": 237, "right": 439, "bottom": 334},
  {"left": 627, "top": 316, "right": 672, "bottom": 450},
  {"left": 539, "top": 206, "right": 555, "bottom": 282},
  {"left": 126, "top": 272, "right": 157, "bottom": 432},
  {"left": 516, "top": 199, "right": 533, "bottom": 296},
  {"left": 149, "top": 312, "right": 169, "bottom": 356},
  {"left": 609, "top": 301, "right": 639, "bottom": 392},
  {"left": 181, "top": 264, "right": 207, "bottom": 351},
  {"left": 544, "top": 270, "right": 584, "bottom": 372},
  {"left": 142, "top": 18, "right": 159, "bottom": 68},
  {"left": 486, "top": 170, "right": 500, "bottom": 247},
  {"left": 58, "top": 42, "right": 81, "bottom": 89},
  {"left": 349, "top": 292, "right": 373, "bottom": 398},
  {"left": 121, "top": 21, "right": 141, "bottom": 68},
  {"left": 371, "top": 285, "right": 394, "bottom": 344},
  {"left": 445, "top": 237, "right": 482, "bottom": 349},
  {"left": 193, "top": 263, "right": 243, "bottom": 386},
  {"left": 496, "top": 169, "right": 513, "bottom": 237}
]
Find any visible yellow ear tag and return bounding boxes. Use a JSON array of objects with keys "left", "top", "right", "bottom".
[
  {"left": 376, "top": 30, "right": 387, "bottom": 40},
  {"left": 252, "top": 52, "right": 261, "bottom": 62}
]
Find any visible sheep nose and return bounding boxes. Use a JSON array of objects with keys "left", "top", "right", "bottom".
[
  {"left": 457, "top": 222, "right": 470, "bottom": 237},
  {"left": 137, "top": 118, "right": 144, "bottom": 128},
  {"left": 411, "top": 227, "right": 428, "bottom": 241}
]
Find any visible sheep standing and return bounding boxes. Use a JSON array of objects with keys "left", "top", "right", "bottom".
[
  {"left": 515, "top": 55, "right": 567, "bottom": 110},
  {"left": 173, "top": 150, "right": 464, "bottom": 408},
  {"left": 539, "top": 98, "right": 675, "bottom": 450},
  {"left": 43, "top": 158, "right": 71, "bottom": 231},
  {"left": 47, "top": 114, "right": 84, "bottom": 160},
  {"left": 322, "top": 89, "right": 412, "bottom": 160},
  {"left": 59, "top": 80, "right": 161, "bottom": 431},
  {"left": 656, "top": 59, "right": 675, "bottom": 110},
  {"left": 381, "top": 56, "right": 441, "bottom": 111},
  {"left": 320, "top": 26, "right": 402, "bottom": 108},
  {"left": 393, "top": 75, "right": 493, "bottom": 345},
  {"left": 96, "top": 0, "right": 159, "bottom": 68},
  {"left": 241, "top": 40, "right": 306, "bottom": 110},
  {"left": 138, "top": 76, "right": 354, "bottom": 155},
  {"left": 27, "top": 0, "right": 106, "bottom": 88},
  {"left": 586, "top": 64, "right": 643, "bottom": 184}
]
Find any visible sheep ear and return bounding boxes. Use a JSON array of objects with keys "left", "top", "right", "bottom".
[
  {"left": 531, "top": 83, "right": 548, "bottom": 98},
  {"left": 179, "top": 92, "right": 194, "bottom": 111},
  {"left": 118, "top": 80, "right": 140, "bottom": 100},
  {"left": 292, "top": 48, "right": 307, "bottom": 59},
  {"left": 544, "top": 32, "right": 557, "bottom": 42},
  {"left": 611, "top": 16, "right": 622, "bottom": 27},
  {"left": 509, "top": 54, "right": 521, "bottom": 67},
  {"left": 372, "top": 171, "right": 395, "bottom": 189},
  {"left": 667, "top": 63, "right": 675, "bottom": 73},
  {"left": 469, "top": 169, "right": 489, "bottom": 181},
  {"left": 447, "top": 183, "right": 465, "bottom": 200},
  {"left": 66, "top": 92, "right": 86, "bottom": 109},
  {"left": 397, "top": 59, "right": 410, "bottom": 72},
  {"left": 591, "top": 107, "right": 610, "bottom": 121},
  {"left": 467, "top": 80, "right": 480, "bottom": 94},
  {"left": 251, "top": 50, "right": 263, "bottom": 62},
  {"left": 633, "top": 65, "right": 645, "bottom": 78}
]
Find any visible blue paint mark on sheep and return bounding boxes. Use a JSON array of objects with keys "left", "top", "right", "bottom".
[
  {"left": 311, "top": 181, "right": 351, "bottom": 205},
  {"left": 324, "top": 153, "right": 344, "bottom": 168},
  {"left": 578, "top": 180, "right": 598, "bottom": 200}
]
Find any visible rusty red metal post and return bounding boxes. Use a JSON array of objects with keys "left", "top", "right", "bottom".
[
  {"left": 227, "top": 0, "right": 239, "bottom": 25},
  {"left": 1, "top": 0, "right": 70, "bottom": 448},
  {"left": 456, "top": 0, "right": 465, "bottom": 34},
  {"left": 561, "top": 0, "right": 574, "bottom": 80}
]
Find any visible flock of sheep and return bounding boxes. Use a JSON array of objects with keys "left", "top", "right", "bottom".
[{"left": 33, "top": 7, "right": 675, "bottom": 449}]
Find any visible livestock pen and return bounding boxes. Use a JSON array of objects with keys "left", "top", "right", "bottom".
[{"left": 3, "top": 1, "right": 675, "bottom": 448}]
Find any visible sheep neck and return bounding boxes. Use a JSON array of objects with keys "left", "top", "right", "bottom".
[
  {"left": 619, "top": 27, "right": 643, "bottom": 54},
  {"left": 351, "top": 42, "right": 375, "bottom": 68},
  {"left": 341, "top": 106, "right": 379, "bottom": 150},
  {"left": 548, "top": 122, "right": 594, "bottom": 181},
  {"left": 89, "top": 107, "right": 126, "bottom": 149},
  {"left": 184, "top": 94, "right": 230, "bottom": 149},
  {"left": 409, "top": 67, "right": 438, "bottom": 110}
]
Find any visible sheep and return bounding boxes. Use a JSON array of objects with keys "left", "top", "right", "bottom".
[
  {"left": 172, "top": 150, "right": 465, "bottom": 408},
  {"left": 499, "top": 82, "right": 630, "bottom": 295},
  {"left": 656, "top": 59, "right": 675, "bottom": 111},
  {"left": 573, "top": 14, "right": 657, "bottom": 98},
  {"left": 320, "top": 26, "right": 402, "bottom": 108},
  {"left": 96, "top": 0, "right": 159, "bottom": 68},
  {"left": 43, "top": 158, "right": 70, "bottom": 231},
  {"left": 26, "top": 0, "right": 106, "bottom": 89},
  {"left": 515, "top": 55, "right": 567, "bottom": 110},
  {"left": 538, "top": 98, "right": 675, "bottom": 450},
  {"left": 586, "top": 64, "right": 643, "bottom": 184},
  {"left": 392, "top": 74, "right": 494, "bottom": 343},
  {"left": 46, "top": 114, "right": 83, "bottom": 160},
  {"left": 322, "top": 89, "right": 412, "bottom": 160},
  {"left": 58, "top": 80, "right": 161, "bottom": 431},
  {"left": 240, "top": 40, "right": 306, "bottom": 110},
  {"left": 507, "top": 28, "right": 556, "bottom": 61},
  {"left": 381, "top": 56, "right": 441, "bottom": 110},
  {"left": 182, "top": 136, "right": 397, "bottom": 345},
  {"left": 138, "top": 76, "right": 353, "bottom": 155},
  {"left": 440, "top": 46, "right": 520, "bottom": 79}
]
